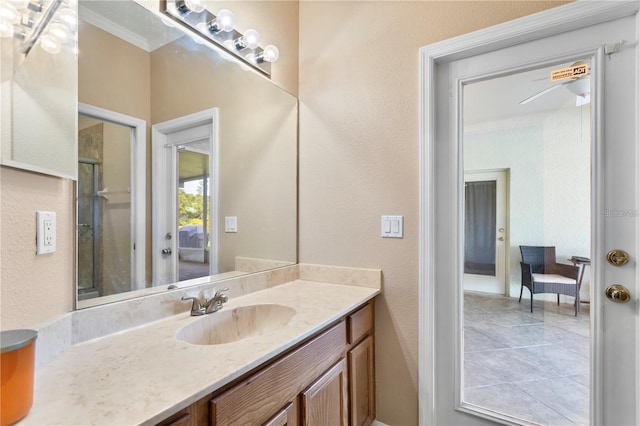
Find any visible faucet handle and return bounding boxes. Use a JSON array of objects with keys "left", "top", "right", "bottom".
[
  {"left": 181, "top": 296, "right": 204, "bottom": 315},
  {"left": 215, "top": 287, "right": 229, "bottom": 302}
]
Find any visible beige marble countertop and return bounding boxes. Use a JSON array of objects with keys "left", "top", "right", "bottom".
[{"left": 20, "top": 280, "right": 379, "bottom": 425}]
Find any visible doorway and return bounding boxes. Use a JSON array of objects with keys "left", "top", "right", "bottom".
[
  {"left": 463, "top": 170, "right": 508, "bottom": 295},
  {"left": 76, "top": 103, "right": 146, "bottom": 303},
  {"left": 152, "top": 109, "right": 219, "bottom": 286},
  {"left": 419, "top": 2, "right": 639, "bottom": 425}
]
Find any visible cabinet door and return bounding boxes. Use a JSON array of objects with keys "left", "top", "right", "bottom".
[
  {"left": 300, "top": 359, "right": 348, "bottom": 426},
  {"left": 348, "top": 336, "right": 375, "bottom": 426},
  {"left": 263, "top": 402, "right": 297, "bottom": 426}
]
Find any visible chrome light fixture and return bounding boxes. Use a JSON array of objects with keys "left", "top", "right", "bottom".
[
  {"left": 0, "top": 0, "right": 77, "bottom": 56},
  {"left": 255, "top": 44, "right": 279, "bottom": 63},
  {"left": 165, "top": 0, "right": 279, "bottom": 77},
  {"left": 206, "top": 8, "right": 234, "bottom": 34}
]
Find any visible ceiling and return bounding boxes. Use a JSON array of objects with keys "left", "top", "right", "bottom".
[
  {"left": 464, "top": 60, "right": 590, "bottom": 126},
  {"left": 79, "top": 1, "right": 185, "bottom": 52}
]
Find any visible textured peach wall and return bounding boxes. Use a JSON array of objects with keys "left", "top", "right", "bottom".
[
  {"left": 0, "top": 166, "right": 74, "bottom": 329},
  {"left": 298, "top": 1, "right": 568, "bottom": 424}
]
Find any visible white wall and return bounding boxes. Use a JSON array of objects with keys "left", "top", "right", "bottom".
[{"left": 465, "top": 105, "right": 591, "bottom": 300}]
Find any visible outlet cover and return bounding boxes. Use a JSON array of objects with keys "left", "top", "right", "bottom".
[
  {"left": 36, "top": 211, "right": 56, "bottom": 254},
  {"left": 225, "top": 216, "right": 238, "bottom": 233}
]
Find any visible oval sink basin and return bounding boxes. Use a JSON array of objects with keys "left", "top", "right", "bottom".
[{"left": 177, "top": 304, "right": 296, "bottom": 345}]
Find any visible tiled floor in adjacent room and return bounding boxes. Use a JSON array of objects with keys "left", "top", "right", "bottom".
[{"left": 464, "top": 292, "right": 590, "bottom": 426}]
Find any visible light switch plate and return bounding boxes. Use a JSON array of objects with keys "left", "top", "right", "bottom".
[
  {"left": 36, "top": 211, "right": 56, "bottom": 254},
  {"left": 225, "top": 216, "right": 238, "bottom": 233},
  {"left": 381, "top": 215, "right": 403, "bottom": 238}
]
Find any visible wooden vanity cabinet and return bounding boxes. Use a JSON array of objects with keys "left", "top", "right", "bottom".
[
  {"left": 348, "top": 336, "right": 375, "bottom": 426},
  {"left": 347, "top": 302, "right": 375, "bottom": 426},
  {"left": 300, "top": 359, "right": 348, "bottom": 426},
  {"left": 157, "top": 300, "right": 375, "bottom": 426},
  {"left": 263, "top": 402, "right": 297, "bottom": 426}
]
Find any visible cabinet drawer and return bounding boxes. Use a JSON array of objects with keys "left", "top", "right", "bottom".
[
  {"left": 347, "top": 302, "right": 373, "bottom": 344},
  {"left": 210, "top": 321, "right": 346, "bottom": 425}
]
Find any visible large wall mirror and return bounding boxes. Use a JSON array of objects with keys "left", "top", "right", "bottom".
[
  {"left": 76, "top": 0, "right": 297, "bottom": 308},
  {"left": 0, "top": 0, "right": 77, "bottom": 179}
]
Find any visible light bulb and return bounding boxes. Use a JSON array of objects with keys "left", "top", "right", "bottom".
[
  {"left": 207, "top": 9, "right": 234, "bottom": 33},
  {"left": 234, "top": 29, "right": 259, "bottom": 50},
  {"left": 57, "top": 7, "right": 77, "bottom": 29},
  {"left": 0, "top": 2, "right": 19, "bottom": 24},
  {"left": 260, "top": 44, "right": 279, "bottom": 62},
  {"left": 40, "top": 34, "right": 61, "bottom": 54},
  {"left": 184, "top": 0, "right": 205, "bottom": 13},
  {"left": 0, "top": 18, "right": 14, "bottom": 37},
  {"left": 48, "top": 23, "right": 71, "bottom": 41}
]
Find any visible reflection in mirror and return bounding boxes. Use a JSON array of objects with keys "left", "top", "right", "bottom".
[
  {"left": 77, "top": 103, "right": 147, "bottom": 304},
  {"left": 77, "top": 0, "right": 297, "bottom": 308},
  {"left": 461, "top": 61, "right": 591, "bottom": 424},
  {"left": 78, "top": 116, "right": 132, "bottom": 299},
  {"left": 0, "top": 1, "right": 77, "bottom": 178},
  {"left": 177, "top": 147, "right": 211, "bottom": 282}
]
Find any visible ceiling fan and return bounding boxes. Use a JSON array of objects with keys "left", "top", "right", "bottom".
[{"left": 519, "top": 62, "right": 591, "bottom": 106}]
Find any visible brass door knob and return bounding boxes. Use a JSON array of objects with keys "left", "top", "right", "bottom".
[
  {"left": 607, "top": 249, "right": 630, "bottom": 266},
  {"left": 497, "top": 237, "right": 505, "bottom": 241},
  {"left": 605, "top": 284, "right": 632, "bottom": 303}
]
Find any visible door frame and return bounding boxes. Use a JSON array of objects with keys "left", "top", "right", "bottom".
[
  {"left": 151, "top": 108, "right": 219, "bottom": 286},
  {"left": 418, "top": 2, "right": 640, "bottom": 425},
  {"left": 77, "top": 102, "right": 147, "bottom": 293}
]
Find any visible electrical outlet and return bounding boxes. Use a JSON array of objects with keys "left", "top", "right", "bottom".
[{"left": 36, "top": 211, "right": 56, "bottom": 255}]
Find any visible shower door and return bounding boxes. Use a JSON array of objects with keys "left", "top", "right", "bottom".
[{"left": 77, "top": 158, "right": 101, "bottom": 300}]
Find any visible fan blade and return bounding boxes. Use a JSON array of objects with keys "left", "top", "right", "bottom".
[{"left": 519, "top": 82, "right": 565, "bottom": 105}]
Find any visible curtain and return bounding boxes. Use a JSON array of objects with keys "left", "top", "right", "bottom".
[{"left": 464, "top": 180, "right": 496, "bottom": 276}]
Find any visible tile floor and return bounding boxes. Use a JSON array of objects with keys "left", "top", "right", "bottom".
[{"left": 464, "top": 292, "right": 590, "bottom": 425}]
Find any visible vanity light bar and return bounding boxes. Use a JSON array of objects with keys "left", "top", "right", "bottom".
[
  {"left": 163, "top": 0, "right": 276, "bottom": 77},
  {"left": 0, "top": 0, "right": 76, "bottom": 56},
  {"left": 21, "top": 0, "right": 64, "bottom": 54}
]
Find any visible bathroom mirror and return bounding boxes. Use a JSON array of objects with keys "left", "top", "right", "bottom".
[
  {"left": 0, "top": 1, "right": 77, "bottom": 179},
  {"left": 76, "top": 0, "right": 297, "bottom": 308}
]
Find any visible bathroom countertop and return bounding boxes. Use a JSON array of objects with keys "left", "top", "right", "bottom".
[{"left": 19, "top": 280, "right": 379, "bottom": 425}]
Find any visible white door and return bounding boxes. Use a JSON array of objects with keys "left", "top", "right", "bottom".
[
  {"left": 152, "top": 109, "right": 219, "bottom": 286},
  {"left": 463, "top": 170, "right": 508, "bottom": 295},
  {"left": 420, "top": 2, "right": 639, "bottom": 425}
]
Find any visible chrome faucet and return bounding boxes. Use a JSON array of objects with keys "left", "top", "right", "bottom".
[
  {"left": 181, "top": 288, "right": 229, "bottom": 316},
  {"left": 203, "top": 288, "right": 229, "bottom": 314},
  {"left": 181, "top": 296, "right": 205, "bottom": 316}
]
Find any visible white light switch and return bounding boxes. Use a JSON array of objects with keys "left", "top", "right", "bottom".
[
  {"left": 36, "top": 211, "right": 56, "bottom": 254},
  {"left": 381, "top": 215, "right": 403, "bottom": 238},
  {"left": 225, "top": 216, "right": 238, "bottom": 233}
]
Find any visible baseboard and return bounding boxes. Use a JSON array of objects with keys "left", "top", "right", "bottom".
[{"left": 373, "top": 420, "right": 390, "bottom": 426}]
